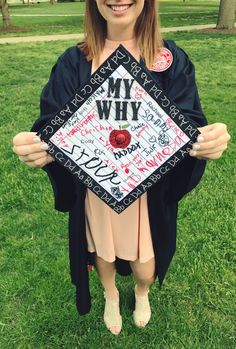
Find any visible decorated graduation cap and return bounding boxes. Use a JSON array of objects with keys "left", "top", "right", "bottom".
[{"left": 37, "top": 45, "right": 200, "bottom": 214}]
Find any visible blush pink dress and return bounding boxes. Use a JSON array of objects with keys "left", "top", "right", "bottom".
[{"left": 85, "top": 38, "right": 155, "bottom": 263}]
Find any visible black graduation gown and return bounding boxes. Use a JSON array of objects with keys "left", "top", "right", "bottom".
[{"left": 31, "top": 39, "right": 208, "bottom": 315}]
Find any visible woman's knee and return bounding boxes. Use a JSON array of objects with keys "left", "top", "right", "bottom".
[{"left": 129, "top": 257, "right": 155, "bottom": 281}]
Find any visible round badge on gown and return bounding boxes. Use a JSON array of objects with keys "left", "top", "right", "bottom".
[{"left": 151, "top": 48, "right": 173, "bottom": 72}]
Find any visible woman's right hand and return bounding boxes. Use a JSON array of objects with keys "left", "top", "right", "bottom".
[{"left": 12, "top": 132, "right": 55, "bottom": 168}]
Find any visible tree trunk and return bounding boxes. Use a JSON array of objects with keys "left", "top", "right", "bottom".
[
  {"left": 50, "top": 0, "right": 55, "bottom": 4},
  {"left": 0, "top": 0, "right": 10, "bottom": 29},
  {"left": 217, "top": 0, "right": 235, "bottom": 29}
]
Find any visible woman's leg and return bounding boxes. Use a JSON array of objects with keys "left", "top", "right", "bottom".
[
  {"left": 94, "top": 253, "right": 122, "bottom": 335},
  {"left": 129, "top": 257, "right": 155, "bottom": 327},
  {"left": 129, "top": 257, "right": 155, "bottom": 295},
  {"left": 94, "top": 253, "right": 118, "bottom": 299}
]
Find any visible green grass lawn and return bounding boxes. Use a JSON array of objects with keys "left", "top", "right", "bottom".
[
  {"left": 0, "top": 31, "right": 235, "bottom": 348},
  {"left": 0, "top": 0, "right": 222, "bottom": 37}
]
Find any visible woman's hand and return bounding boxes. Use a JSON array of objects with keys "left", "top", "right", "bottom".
[
  {"left": 12, "top": 132, "right": 55, "bottom": 168},
  {"left": 189, "top": 123, "right": 231, "bottom": 160}
]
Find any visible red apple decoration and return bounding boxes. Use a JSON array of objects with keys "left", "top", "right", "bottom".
[{"left": 109, "top": 125, "right": 131, "bottom": 149}]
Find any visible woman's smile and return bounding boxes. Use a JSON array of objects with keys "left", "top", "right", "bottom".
[{"left": 106, "top": 3, "right": 134, "bottom": 15}]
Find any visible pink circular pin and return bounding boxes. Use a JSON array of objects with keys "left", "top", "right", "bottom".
[{"left": 151, "top": 48, "right": 173, "bottom": 72}]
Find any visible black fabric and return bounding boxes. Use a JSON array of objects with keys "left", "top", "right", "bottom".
[{"left": 31, "top": 40, "right": 208, "bottom": 315}]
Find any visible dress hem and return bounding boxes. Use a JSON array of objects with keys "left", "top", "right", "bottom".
[{"left": 88, "top": 250, "right": 155, "bottom": 264}]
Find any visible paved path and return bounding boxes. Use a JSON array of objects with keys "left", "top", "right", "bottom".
[{"left": 0, "top": 24, "right": 217, "bottom": 45}]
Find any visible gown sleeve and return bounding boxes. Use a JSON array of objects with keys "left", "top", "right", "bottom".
[
  {"left": 30, "top": 47, "right": 81, "bottom": 212},
  {"left": 164, "top": 41, "right": 208, "bottom": 202}
]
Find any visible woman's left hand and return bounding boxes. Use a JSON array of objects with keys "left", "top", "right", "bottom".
[{"left": 189, "top": 122, "right": 231, "bottom": 160}]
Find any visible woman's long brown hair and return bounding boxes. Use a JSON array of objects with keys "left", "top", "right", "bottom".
[{"left": 78, "top": 0, "right": 163, "bottom": 69}]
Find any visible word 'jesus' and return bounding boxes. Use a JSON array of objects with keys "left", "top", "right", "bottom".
[{"left": 96, "top": 77, "right": 141, "bottom": 121}]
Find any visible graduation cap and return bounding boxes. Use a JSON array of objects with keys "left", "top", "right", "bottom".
[{"left": 37, "top": 45, "right": 200, "bottom": 214}]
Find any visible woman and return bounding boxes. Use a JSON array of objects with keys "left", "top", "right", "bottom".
[{"left": 12, "top": 0, "right": 230, "bottom": 336}]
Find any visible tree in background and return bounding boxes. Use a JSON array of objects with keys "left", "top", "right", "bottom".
[
  {"left": 217, "top": 0, "right": 235, "bottom": 29},
  {"left": 0, "top": 0, "right": 10, "bottom": 29}
]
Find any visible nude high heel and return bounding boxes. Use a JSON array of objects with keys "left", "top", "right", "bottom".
[
  {"left": 103, "top": 290, "right": 122, "bottom": 335},
  {"left": 133, "top": 284, "right": 151, "bottom": 328}
]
